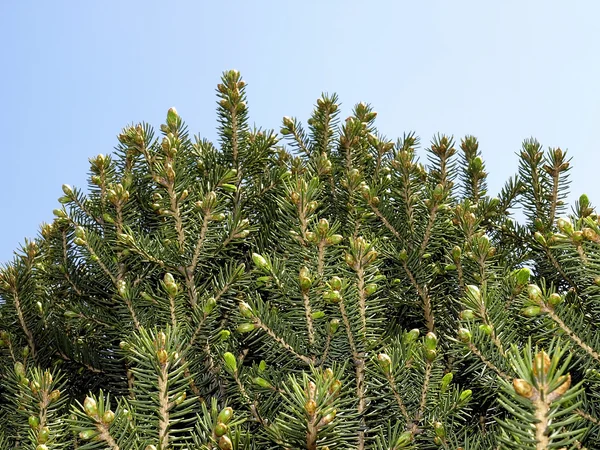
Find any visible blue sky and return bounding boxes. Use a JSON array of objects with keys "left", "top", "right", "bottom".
[{"left": 1, "top": 1, "right": 599, "bottom": 262}]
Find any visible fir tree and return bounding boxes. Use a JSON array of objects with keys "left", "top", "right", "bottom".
[{"left": 0, "top": 70, "right": 599, "bottom": 449}]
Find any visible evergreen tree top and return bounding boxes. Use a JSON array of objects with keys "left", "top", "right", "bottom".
[{"left": 0, "top": 70, "right": 598, "bottom": 449}]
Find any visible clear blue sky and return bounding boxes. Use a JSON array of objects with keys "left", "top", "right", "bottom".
[{"left": 1, "top": 1, "right": 599, "bottom": 263}]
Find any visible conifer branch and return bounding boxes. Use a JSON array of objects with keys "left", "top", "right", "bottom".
[
  {"left": 419, "top": 205, "right": 438, "bottom": 257},
  {"left": 168, "top": 183, "right": 186, "bottom": 251},
  {"left": 370, "top": 204, "right": 403, "bottom": 242},
  {"left": 385, "top": 372, "right": 411, "bottom": 423},
  {"left": 402, "top": 260, "right": 434, "bottom": 331},
  {"left": 338, "top": 297, "right": 366, "bottom": 449},
  {"left": 317, "top": 240, "right": 326, "bottom": 276},
  {"left": 549, "top": 170, "right": 560, "bottom": 226},
  {"left": 576, "top": 408, "right": 600, "bottom": 426},
  {"left": 543, "top": 306, "right": 600, "bottom": 363},
  {"left": 82, "top": 239, "right": 117, "bottom": 285},
  {"left": 61, "top": 231, "right": 83, "bottom": 296},
  {"left": 456, "top": 259, "right": 465, "bottom": 293},
  {"left": 302, "top": 291, "right": 315, "bottom": 346},
  {"left": 190, "top": 213, "right": 210, "bottom": 273},
  {"left": 467, "top": 342, "right": 511, "bottom": 381},
  {"left": 57, "top": 350, "right": 103, "bottom": 373},
  {"left": 357, "top": 266, "right": 367, "bottom": 339},
  {"left": 291, "top": 128, "right": 310, "bottom": 157},
  {"left": 416, "top": 362, "right": 432, "bottom": 423},
  {"left": 189, "top": 280, "right": 234, "bottom": 348},
  {"left": 95, "top": 422, "right": 120, "bottom": 450},
  {"left": 12, "top": 289, "right": 36, "bottom": 358},
  {"left": 544, "top": 247, "right": 578, "bottom": 292},
  {"left": 158, "top": 362, "right": 171, "bottom": 449},
  {"left": 533, "top": 395, "right": 550, "bottom": 449},
  {"left": 169, "top": 293, "right": 177, "bottom": 327},
  {"left": 254, "top": 318, "right": 313, "bottom": 365},
  {"left": 318, "top": 333, "right": 333, "bottom": 365}
]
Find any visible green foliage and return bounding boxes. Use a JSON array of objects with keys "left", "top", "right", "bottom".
[{"left": 1, "top": 70, "right": 599, "bottom": 449}]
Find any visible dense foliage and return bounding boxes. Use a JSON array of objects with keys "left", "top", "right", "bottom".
[{"left": 1, "top": 70, "right": 599, "bottom": 449}]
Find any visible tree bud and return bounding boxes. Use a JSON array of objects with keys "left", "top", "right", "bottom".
[
  {"left": 157, "top": 349, "right": 169, "bottom": 365},
  {"left": 328, "top": 290, "right": 342, "bottom": 303},
  {"left": 236, "top": 323, "right": 255, "bottom": 333},
  {"left": 522, "top": 306, "right": 542, "bottom": 317},
  {"left": 404, "top": 328, "right": 420, "bottom": 344},
  {"left": 459, "top": 309, "right": 475, "bottom": 321},
  {"left": 29, "top": 415, "right": 40, "bottom": 429},
  {"left": 424, "top": 332, "right": 438, "bottom": 350},
  {"left": 327, "top": 234, "right": 343, "bottom": 245},
  {"left": 433, "top": 421, "right": 445, "bottom": 438},
  {"left": 218, "top": 330, "right": 231, "bottom": 341},
  {"left": 345, "top": 253, "right": 356, "bottom": 267},
  {"left": 459, "top": 389, "right": 472, "bottom": 402},
  {"left": 167, "top": 107, "right": 178, "bottom": 126},
  {"left": 214, "top": 422, "right": 228, "bottom": 437},
  {"left": 253, "top": 377, "right": 272, "bottom": 389},
  {"left": 319, "top": 410, "right": 336, "bottom": 426},
  {"left": 533, "top": 350, "right": 551, "bottom": 378},
  {"left": 440, "top": 372, "right": 453, "bottom": 392},
  {"left": 329, "top": 276, "right": 342, "bottom": 291},
  {"left": 311, "top": 310, "right": 325, "bottom": 319},
  {"left": 513, "top": 378, "right": 534, "bottom": 398},
  {"left": 84, "top": 396, "right": 98, "bottom": 416},
  {"left": 553, "top": 373, "right": 572, "bottom": 397},
  {"left": 257, "top": 360, "right": 267, "bottom": 373},
  {"left": 548, "top": 293, "right": 563, "bottom": 306},
  {"left": 398, "top": 249, "right": 408, "bottom": 262},
  {"left": 479, "top": 324, "right": 493, "bottom": 336},
  {"left": 424, "top": 348, "right": 437, "bottom": 362},
  {"left": 174, "top": 392, "right": 186, "bottom": 405},
  {"left": 317, "top": 218, "right": 330, "bottom": 235},
  {"left": 223, "top": 353, "right": 237, "bottom": 373},
  {"left": 515, "top": 267, "right": 531, "bottom": 285},
  {"left": 218, "top": 407, "right": 234, "bottom": 424},
  {"left": 557, "top": 217, "right": 573, "bottom": 235},
  {"left": 14, "top": 362, "right": 25, "bottom": 378},
  {"left": 377, "top": 353, "right": 392, "bottom": 373},
  {"left": 527, "top": 284, "right": 542, "bottom": 302},
  {"left": 395, "top": 431, "right": 413, "bottom": 447},
  {"left": 458, "top": 328, "right": 472, "bottom": 343},
  {"left": 534, "top": 232, "right": 546, "bottom": 246},
  {"left": 163, "top": 273, "right": 178, "bottom": 296},
  {"left": 74, "top": 226, "right": 86, "bottom": 239},
  {"left": 465, "top": 285, "right": 481, "bottom": 302},
  {"left": 299, "top": 275, "right": 312, "bottom": 291},
  {"left": 79, "top": 429, "right": 96, "bottom": 440},
  {"left": 365, "top": 283, "right": 378, "bottom": 296},
  {"left": 219, "top": 435, "right": 233, "bottom": 450},
  {"left": 363, "top": 250, "right": 378, "bottom": 264},
  {"left": 49, "top": 389, "right": 61, "bottom": 403},
  {"left": 327, "top": 319, "right": 340, "bottom": 334},
  {"left": 157, "top": 331, "right": 167, "bottom": 347},
  {"left": 204, "top": 297, "right": 217, "bottom": 315},
  {"left": 237, "top": 301, "right": 252, "bottom": 318},
  {"left": 102, "top": 410, "right": 115, "bottom": 424},
  {"left": 252, "top": 253, "right": 268, "bottom": 270}
]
